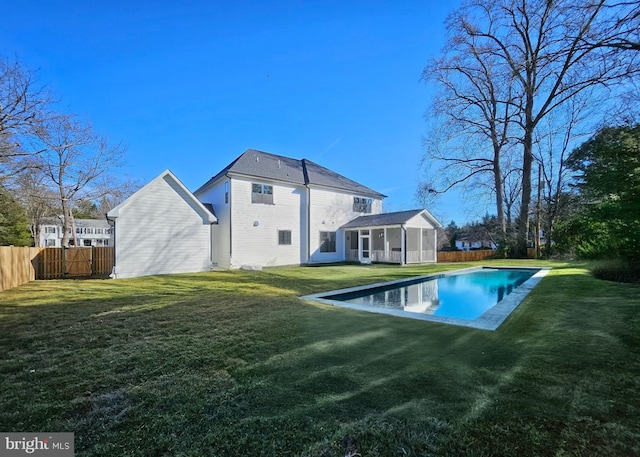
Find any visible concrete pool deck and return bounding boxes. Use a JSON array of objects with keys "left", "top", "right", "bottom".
[{"left": 300, "top": 266, "right": 552, "bottom": 331}]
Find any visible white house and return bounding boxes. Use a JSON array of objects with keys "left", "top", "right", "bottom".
[
  {"left": 39, "top": 217, "right": 113, "bottom": 247},
  {"left": 107, "top": 149, "right": 441, "bottom": 278},
  {"left": 455, "top": 238, "right": 498, "bottom": 251},
  {"left": 106, "top": 170, "right": 217, "bottom": 279}
]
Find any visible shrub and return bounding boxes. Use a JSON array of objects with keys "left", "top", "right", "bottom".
[{"left": 591, "top": 258, "right": 639, "bottom": 283}]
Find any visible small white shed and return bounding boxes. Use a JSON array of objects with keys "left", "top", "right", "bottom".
[{"left": 107, "top": 170, "right": 217, "bottom": 279}]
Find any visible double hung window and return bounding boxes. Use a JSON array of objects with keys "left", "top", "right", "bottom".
[
  {"left": 353, "top": 197, "right": 372, "bottom": 213},
  {"left": 278, "top": 230, "right": 292, "bottom": 245},
  {"left": 320, "top": 231, "right": 336, "bottom": 253},
  {"left": 252, "top": 183, "right": 274, "bottom": 204}
]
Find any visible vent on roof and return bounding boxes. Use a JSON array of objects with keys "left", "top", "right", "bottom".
[{"left": 278, "top": 159, "right": 281, "bottom": 168}]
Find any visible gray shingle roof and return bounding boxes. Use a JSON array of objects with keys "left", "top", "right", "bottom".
[
  {"left": 196, "top": 149, "right": 386, "bottom": 198},
  {"left": 341, "top": 209, "right": 427, "bottom": 228},
  {"left": 42, "top": 217, "right": 110, "bottom": 228}
]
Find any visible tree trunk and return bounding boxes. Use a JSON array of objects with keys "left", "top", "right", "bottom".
[
  {"left": 493, "top": 149, "right": 506, "bottom": 236},
  {"left": 516, "top": 123, "right": 534, "bottom": 258},
  {"left": 61, "top": 197, "right": 71, "bottom": 248}
]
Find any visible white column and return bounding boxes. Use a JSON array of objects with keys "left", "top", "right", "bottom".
[
  {"left": 384, "top": 227, "right": 388, "bottom": 262},
  {"left": 434, "top": 229, "right": 438, "bottom": 262},
  {"left": 400, "top": 225, "right": 405, "bottom": 265}
]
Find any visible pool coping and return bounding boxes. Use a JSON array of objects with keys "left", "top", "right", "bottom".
[{"left": 299, "top": 266, "right": 551, "bottom": 331}]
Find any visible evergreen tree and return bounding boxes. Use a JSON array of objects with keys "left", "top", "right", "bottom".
[
  {"left": 563, "top": 124, "right": 640, "bottom": 261},
  {"left": 0, "top": 186, "right": 33, "bottom": 246}
]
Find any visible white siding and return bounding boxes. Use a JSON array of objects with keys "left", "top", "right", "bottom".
[
  {"left": 406, "top": 213, "right": 439, "bottom": 229},
  {"left": 39, "top": 225, "right": 60, "bottom": 247},
  {"left": 230, "top": 178, "right": 306, "bottom": 268},
  {"left": 112, "top": 175, "right": 212, "bottom": 278},
  {"left": 196, "top": 179, "right": 231, "bottom": 268},
  {"left": 308, "top": 187, "right": 383, "bottom": 263}
]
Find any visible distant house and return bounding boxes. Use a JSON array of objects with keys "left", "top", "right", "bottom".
[
  {"left": 39, "top": 217, "right": 113, "bottom": 247},
  {"left": 107, "top": 149, "right": 442, "bottom": 278},
  {"left": 455, "top": 238, "right": 497, "bottom": 251}
]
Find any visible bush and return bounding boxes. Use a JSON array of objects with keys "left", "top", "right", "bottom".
[{"left": 591, "top": 258, "right": 639, "bottom": 283}]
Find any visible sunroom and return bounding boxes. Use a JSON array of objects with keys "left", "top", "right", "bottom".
[{"left": 341, "top": 209, "right": 442, "bottom": 265}]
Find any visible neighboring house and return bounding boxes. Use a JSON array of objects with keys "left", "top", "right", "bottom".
[
  {"left": 39, "top": 217, "right": 113, "bottom": 247},
  {"left": 455, "top": 238, "right": 497, "bottom": 251},
  {"left": 108, "top": 149, "right": 442, "bottom": 278}
]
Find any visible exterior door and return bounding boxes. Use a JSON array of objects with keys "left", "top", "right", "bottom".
[{"left": 360, "top": 230, "right": 370, "bottom": 263}]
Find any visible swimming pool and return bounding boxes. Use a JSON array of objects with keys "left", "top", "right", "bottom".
[{"left": 300, "top": 266, "right": 550, "bottom": 330}]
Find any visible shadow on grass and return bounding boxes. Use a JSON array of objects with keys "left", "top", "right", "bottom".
[{"left": 1, "top": 261, "right": 638, "bottom": 456}]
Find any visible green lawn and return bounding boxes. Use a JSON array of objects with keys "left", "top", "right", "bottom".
[{"left": 0, "top": 261, "right": 638, "bottom": 456}]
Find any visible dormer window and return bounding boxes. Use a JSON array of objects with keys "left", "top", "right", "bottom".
[
  {"left": 353, "top": 197, "right": 372, "bottom": 213},
  {"left": 252, "top": 183, "right": 274, "bottom": 204}
]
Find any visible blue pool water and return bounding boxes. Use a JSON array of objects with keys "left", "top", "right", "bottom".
[{"left": 324, "top": 268, "right": 537, "bottom": 321}]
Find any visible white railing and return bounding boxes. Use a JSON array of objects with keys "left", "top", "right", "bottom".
[
  {"left": 422, "top": 250, "right": 436, "bottom": 262},
  {"left": 347, "top": 250, "right": 435, "bottom": 264},
  {"left": 406, "top": 251, "right": 422, "bottom": 263},
  {"left": 346, "top": 249, "right": 359, "bottom": 262},
  {"left": 371, "top": 250, "right": 403, "bottom": 264}
]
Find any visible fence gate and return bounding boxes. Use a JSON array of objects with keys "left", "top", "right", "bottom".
[{"left": 64, "top": 248, "right": 93, "bottom": 276}]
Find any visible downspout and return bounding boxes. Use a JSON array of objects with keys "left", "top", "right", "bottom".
[
  {"left": 105, "top": 214, "right": 116, "bottom": 278},
  {"left": 226, "top": 173, "right": 233, "bottom": 268},
  {"left": 302, "top": 159, "right": 311, "bottom": 264},
  {"left": 306, "top": 184, "right": 311, "bottom": 264},
  {"left": 209, "top": 219, "right": 218, "bottom": 269}
]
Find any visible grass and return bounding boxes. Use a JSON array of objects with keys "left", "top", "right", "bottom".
[{"left": 0, "top": 260, "right": 638, "bottom": 456}]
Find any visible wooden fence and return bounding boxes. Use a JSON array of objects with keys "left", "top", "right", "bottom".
[
  {"left": 0, "top": 246, "right": 42, "bottom": 292},
  {"left": 0, "top": 246, "right": 114, "bottom": 292},
  {"left": 437, "top": 248, "right": 537, "bottom": 263}
]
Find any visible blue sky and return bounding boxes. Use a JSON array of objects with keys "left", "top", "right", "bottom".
[{"left": 3, "top": 0, "right": 477, "bottom": 225}]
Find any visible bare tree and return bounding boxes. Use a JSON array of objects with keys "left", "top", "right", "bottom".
[
  {"left": 90, "top": 175, "right": 141, "bottom": 216},
  {"left": 421, "top": 8, "right": 520, "bottom": 238},
  {"left": 585, "top": 1, "right": 640, "bottom": 51},
  {"left": 533, "top": 94, "right": 594, "bottom": 256},
  {"left": 31, "top": 115, "right": 125, "bottom": 247},
  {"left": 0, "top": 58, "right": 53, "bottom": 177},
  {"left": 424, "top": 0, "right": 640, "bottom": 257}
]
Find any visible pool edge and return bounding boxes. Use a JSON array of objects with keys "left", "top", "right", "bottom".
[{"left": 299, "top": 266, "right": 552, "bottom": 331}]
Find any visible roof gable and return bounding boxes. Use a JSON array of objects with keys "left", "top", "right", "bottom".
[
  {"left": 107, "top": 169, "right": 217, "bottom": 223},
  {"left": 195, "top": 149, "right": 386, "bottom": 198}
]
